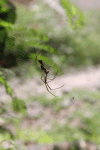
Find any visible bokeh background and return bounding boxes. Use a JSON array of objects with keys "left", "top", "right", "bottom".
[{"left": 0, "top": 0, "right": 100, "bottom": 149}]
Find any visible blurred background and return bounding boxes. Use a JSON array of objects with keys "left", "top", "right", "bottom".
[{"left": 0, "top": 0, "right": 100, "bottom": 149}]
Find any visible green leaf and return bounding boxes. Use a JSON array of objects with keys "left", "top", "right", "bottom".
[
  {"left": 0, "top": 30, "right": 6, "bottom": 43},
  {"left": 0, "top": 69, "right": 26, "bottom": 114},
  {"left": 0, "top": 0, "right": 8, "bottom": 13},
  {"left": 11, "top": 26, "right": 58, "bottom": 54},
  {"left": 0, "top": 76, "right": 5, "bottom": 84},
  {"left": 12, "top": 97, "right": 26, "bottom": 114},
  {"left": 0, "top": 19, "right": 12, "bottom": 28},
  {"left": 38, "top": 133, "right": 53, "bottom": 144},
  {"left": 0, "top": 75, "right": 13, "bottom": 96},
  {"left": 5, "top": 84, "right": 13, "bottom": 96},
  {"left": 60, "top": 0, "right": 84, "bottom": 29}
]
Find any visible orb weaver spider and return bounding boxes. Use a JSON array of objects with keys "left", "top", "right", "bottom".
[{"left": 35, "top": 51, "right": 64, "bottom": 97}]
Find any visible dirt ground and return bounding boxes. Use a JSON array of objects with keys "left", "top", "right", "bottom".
[{"left": 0, "top": 66, "right": 100, "bottom": 102}]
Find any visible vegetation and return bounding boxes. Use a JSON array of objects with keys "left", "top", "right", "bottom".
[
  {"left": 4, "top": 1, "right": 100, "bottom": 71},
  {"left": 0, "top": 0, "right": 16, "bottom": 61},
  {"left": 0, "top": 0, "right": 100, "bottom": 149}
]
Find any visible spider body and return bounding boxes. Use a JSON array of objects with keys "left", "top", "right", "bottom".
[{"left": 38, "top": 59, "right": 49, "bottom": 74}]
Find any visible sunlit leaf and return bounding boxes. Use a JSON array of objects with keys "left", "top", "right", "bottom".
[
  {"left": 60, "top": 0, "right": 84, "bottom": 29},
  {"left": 0, "top": 19, "right": 12, "bottom": 28},
  {"left": 12, "top": 97, "right": 26, "bottom": 113}
]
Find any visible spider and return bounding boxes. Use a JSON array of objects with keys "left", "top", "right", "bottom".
[{"left": 35, "top": 51, "right": 64, "bottom": 97}]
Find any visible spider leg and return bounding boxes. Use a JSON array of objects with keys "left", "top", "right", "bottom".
[
  {"left": 47, "top": 63, "right": 54, "bottom": 70},
  {"left": 46, "top": 73, "right": 64, "bottom": 90},
  {"left": 47, "top": 71, "right": 58, "bottom": 83},
  {"left": 35, "top": 50, "right": 39, "bottom": 65},
  {"left": 41, "top": 73, "right": 57, "bottom": 97},
  {"left": 47, "top": 83, "right": 65, "bottom": 90},
  {"left": 35, "top": 50, "right": 42, "bottom": 67},
  {"left": 41, "top": 73, "right": 48, "bottom": 86},
  {"left": 46, "top": 83, "right": 58, "bottom": 97},
  {"left": 41, "top": 73, "right": 45, "bottom": 83}
]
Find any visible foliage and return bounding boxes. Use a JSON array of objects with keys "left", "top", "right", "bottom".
[
  {"left": 60, "top": 0, "right": 84, "bottom": 29},
  {"left": 0, "top": 0, "right": 16, "bottom": 60},
  {"left": 2, "top": 1, "right": 100, "bottom": 149},
  {"left": 6, "top": 25, "right": 61, "bottom": 73},
  {"left": 0, "top": 1, "right": 26, "bottom": 114},
  {"left": 5, "top": 1, "right": 100, "bottom": 71},
  {"left": 0, "top": 70, "right": 26, "bottom": 113},
  {"left": 5, "top": 0, "right": 85, "bottom": 73},
  {"left": 0, "top": 0, "right": 16, "bottom": 27}
]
